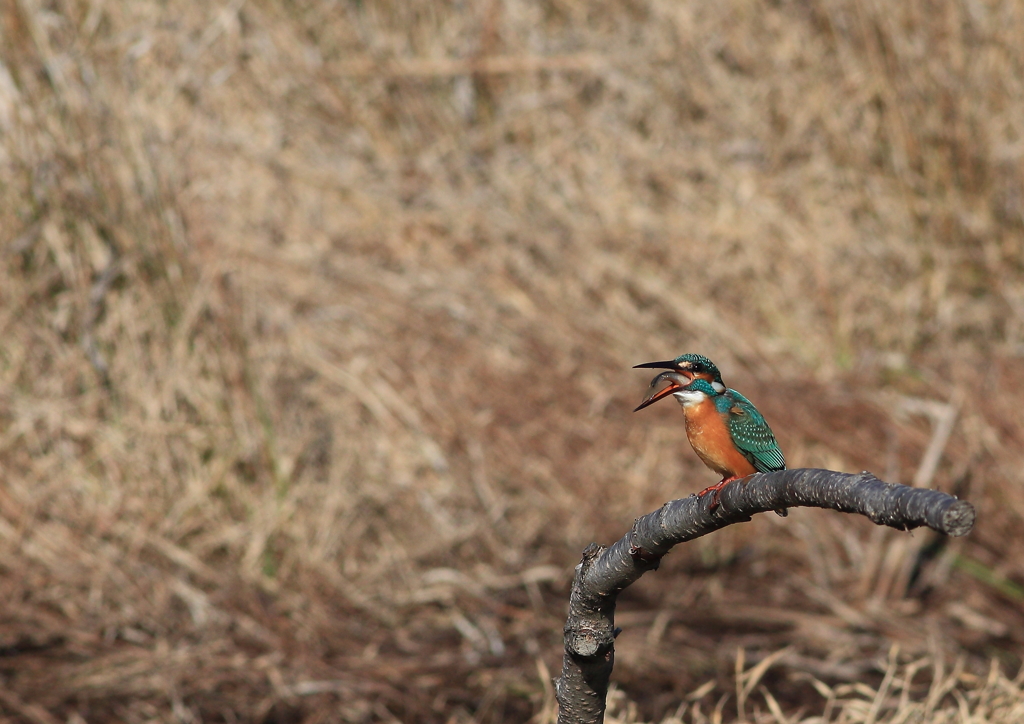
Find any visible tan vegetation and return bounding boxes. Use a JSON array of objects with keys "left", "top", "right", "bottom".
[{"left": 1, "top": 0, "right": 1023, "bottom": 721}]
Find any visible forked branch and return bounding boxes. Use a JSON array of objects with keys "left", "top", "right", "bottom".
[{"left": 555, "top": 468, "right": 976, "bottom": 724}]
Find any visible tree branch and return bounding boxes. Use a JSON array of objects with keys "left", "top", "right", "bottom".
[{"left": 554, "top": 468, "right": 976, "bottom": 724}]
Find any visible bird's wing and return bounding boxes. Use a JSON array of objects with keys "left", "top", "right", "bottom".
[{"left": 724, "top": 389, "right": 786, "bottom": 473}]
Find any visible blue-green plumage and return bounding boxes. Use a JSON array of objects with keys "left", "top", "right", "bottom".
[
  {"left": 718, "top": 389, "right": 786, "bottom": 473},
  {"left": 674, "top": 354, "right": 723, "bottom": 385},
  {"left": 678, "top": 380, "right": 786, "bottom": 474}
]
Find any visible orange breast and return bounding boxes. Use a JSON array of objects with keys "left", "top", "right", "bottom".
[{"left": 682, "top": 398, "right": 757, "bottom": 480}]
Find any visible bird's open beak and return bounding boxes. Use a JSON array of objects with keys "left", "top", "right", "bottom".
[{"left": 634, "top": 370, "right": 689, "bottom": 412}]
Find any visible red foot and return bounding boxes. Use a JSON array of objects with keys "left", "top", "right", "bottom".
[{"left": 696, "top": 476, "right": 742, "bottom": 511}]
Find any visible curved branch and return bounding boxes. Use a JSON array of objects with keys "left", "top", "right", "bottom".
[{"left": 554, "top": 468, "right": 976, "bottom": 724}]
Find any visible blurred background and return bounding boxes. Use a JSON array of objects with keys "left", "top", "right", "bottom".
[{"left": 1, "top": 1, "right": 1023, "bottom": 722}]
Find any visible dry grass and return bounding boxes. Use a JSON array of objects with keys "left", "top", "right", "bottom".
[
  {"left": 1, "top": 0, "right": 1023, "bottom": 722},
  {"left": 602, "top": 649, "right": 1024, "bottom": 724}
]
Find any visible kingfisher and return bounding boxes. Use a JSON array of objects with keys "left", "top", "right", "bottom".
[{"left": 634, "top": 354, "right": 786, "bottom": 511}]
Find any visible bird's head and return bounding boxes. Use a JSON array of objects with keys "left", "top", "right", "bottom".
[{"left": 634, "top": 353, "right": 724, "bottom": 388}]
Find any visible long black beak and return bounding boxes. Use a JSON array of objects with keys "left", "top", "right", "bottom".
[{"left": 633, "top": 360, "right": 681, "bottom": 370}]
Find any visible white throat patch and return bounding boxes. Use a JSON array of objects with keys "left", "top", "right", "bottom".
[{"left": 672, "top": 389, "right": 708, "bottom": 408}]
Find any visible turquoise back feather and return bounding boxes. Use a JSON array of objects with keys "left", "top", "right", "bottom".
[{"left": 712, "top": 388, "right": 786, "bottom": 473}]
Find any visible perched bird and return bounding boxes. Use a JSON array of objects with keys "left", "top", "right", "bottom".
[{"left": 634, "top": 354, "right": 786, "bottom": 511}]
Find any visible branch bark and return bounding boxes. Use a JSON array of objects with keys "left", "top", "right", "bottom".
[{"left": 554, "top": 468, "right": 976, "bottom": 724}]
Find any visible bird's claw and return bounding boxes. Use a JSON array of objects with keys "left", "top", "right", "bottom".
[{"left": 696, "top": 479, "right": 733, "bottom": 512}]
